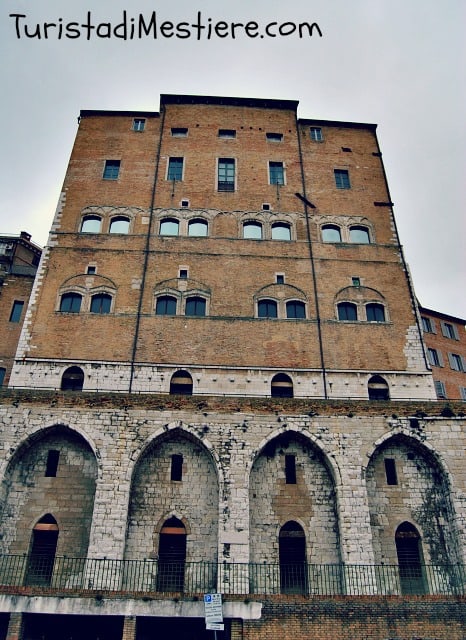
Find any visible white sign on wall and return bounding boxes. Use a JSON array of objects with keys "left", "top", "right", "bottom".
[{"left": 204, "top": 592, "right": 224, "bottom": 630}]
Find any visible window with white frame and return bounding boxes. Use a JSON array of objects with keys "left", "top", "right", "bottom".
[
  {"left": 160, "top": 218, "right": 179, "bottom": 236},
  {"left": 243, "top": 221, "right": 263, "bottom": 239},
  {"left": 133, "top": 118, "right": 146, "bottom": 132},
  {"left": 322, "top": 225, "right": 342, "bottom": 243},
  {"left": 310, "top": 127, "right": 323, "bottom": 141},
  {"left": 109, "top": 217, "right": 130, "bottom": 234},
  {"left": 218, "top": 158, "right": 235, "bottom": 191},
  {"left": 80, "top": 216, "right": 102, "bottom": 233},
  {"left": 188, "top": 219, "right": 208, "bottom": 237},
  {"left": 271, "top": 222, "right": 291, "bottom": 241}
]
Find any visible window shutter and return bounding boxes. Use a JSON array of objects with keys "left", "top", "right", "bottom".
[
  {"left": 461, "top": 356, "right": 466, "bottom": 373},
  {"left": 434, "top": 381, "right": 446, "bottom": 399},
  {"left": 437, "top": 350, "right": 444, "bottom": 367},
  {"left": 448, "top": 353, "right": 455, "bottom": 370},
  {"left": 441, "top": 322, "right": 448, "bottom": 337},
  {"left": 452, "top": 324, "right": 460, "bottom": 340},
  {"left": 430, "top": 319, "right": 437, "bottom": 334},
  {"left": 461, "top": 387, "right": 466, "bottom": 401}
]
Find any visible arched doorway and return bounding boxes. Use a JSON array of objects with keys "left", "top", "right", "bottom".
[
  {"left": 156, "top": 517, "right": 187, "bottom": 592},
  {"left": 25, "top": 514, "right": 59, "bottom": 586},
  {"left": 395, "top": 521, "right": 427, "bottom": 594},
  {"left": 169, "top": 370, "right": 193, "bottom": 395},
  {"left": 368, "top": 375, "right": 389, "bottom": 400},
  {"left": 60, "top": 366, "right": 84, "bottom": 391},
  {"left": 279, "top": 521, "right": 307, "bottom": 594},
  {"left": 271, "top": 373, "right": 293, "bottom": 398}
]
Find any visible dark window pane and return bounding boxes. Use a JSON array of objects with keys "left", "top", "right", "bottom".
[
  {"left": 185, "top": 297, "right": 206, "bottom": 316},
  {"left": 90, "top": 294, "right": 112, "bottom": 314},
  {"left": 258, "top": 300, "right": 278, "bottom": 318},
  {"left": 156, "top": 296, "right": 177, "bottom": 315},
  {"left": 60, "top": 293, "right": 82, "bottom": 313}
]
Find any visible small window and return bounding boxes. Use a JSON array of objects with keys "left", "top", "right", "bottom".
[
  {"left": 271, "top": 373, "right": 293, "bottom": 398},
  {"left": 90, "top": 293, "right": 112, "bottom": 314},
  {"left": 218, "top": 129, "right": 236, "bottom": 139},
  {"left": 449, "top": 353, "right": 465, "bottom": 372},
  {"left": 421, "top": 317, "right": 435, "bottom": 333},
  {"left": 286, "top": 301, "right": 306, "bottom": 319},
  {"left": 368, "top": 375, "right": 390, "bottom": 400},
  {"left": 9, "top": 300, "right": 24, "bottom": 323},
  {"left": 384, "top": 458, "right": 398, "bottom": 485},
  {"left": 181, "top": 199, "right": 190, "bottom": 208},
  {"left": 170, "top": 370, "right": 193, "bottom": 395},
  {"left": 337, "top": 302, "right": 357, "bottom": 321},
  {"left": 167, "top": 157, "right": 184, "bottom": 181},
  {"left": 109, "top": 217, "right": 130, "bottom": 234},
  {"left": 188, "top": 219, "right": 208, "bottom": 237},
  {"left": 434, "top": 380, "right": 447, "bottom": 399},
  {"left": 156, "top": 296, "right": 177, "bottom": 316},
  {"left": 185, "top": 297, "right": 206, "bottom": 317},
  {"left": 61, "top": 366, "right": 84, "bottom": 392},
  {"left": 276, "top": 274, "right": 285, "bottom": 284},
  {"left": 310, "top": 127, "right": 323, "bottom": 141},
  {"left": 262, "top": 203, "right": 271, "bottom": 211},
  {"left": 352, "top": 277, "right": 361, "bottom": 287},
  {"left": 103, "top": 160, "right": 120, "bottom": 180},
  {"left": 266, "top": 132, "right": 283, "bottom": 142},
  {"left": 80, "top": 216, "right": 102, "bottom": 233},
  {"left": 243, "top": 221, "right": 262, "bottom": 239},
  {"left": 349, "top": 226, "right": 370, "bottom": 243},
  {"left": 271, "top": 223, "right": 291, "bottom": 241},
  {"left": 322, "top": 225, "right": 341, "bottom": 243},
  {"left": 427, "top": 348, "right": 441, "bottom": 367},
  {"left": 171, "top": 127, "right": 188, "bottom": 137},
  {"left": 179, "top": 268, "right": 188, "bottom": 279},
  {"left": 269, "top": 161, "right": 284, "bottom": 185},
  {"left": 0, "top": 368, "right": 6, "bottom": 387},
  {"left": 133, "top": 118, "right": 146, "bottom": 132},
  {"left": 218, "top": 158, "right": 235, "bottom": 192},
  {"left": 334, "top": 169, "right": 350, "bottom": 189},
  {"left": 258, "top": 299, "right": 278, "bottom": 318},
  {"left": 342, "top": 147, "right": 352, "bottom": 153},
  {"left": 86, "top": 266, "right": 96, "bottom": 275},
  {"left": 160, "top": 218, "right": 179, "bottom": 236},
  {"left": 59, "top": 293, "right": 82, "bottom": 313},
  {"left": 45, "top": 450, "right": 60, "bottom": 478},
  {"left": 366, "top": 303, "right": 385, "bottom": 322},
  {"left": 171, "top": 454, "right": 183, "bottom": 481},
  {"left": 285, "top": 455, "right": 297, "bottom": 484}
]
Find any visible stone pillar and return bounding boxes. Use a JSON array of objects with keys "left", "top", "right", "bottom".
[
  {"left": 122, "top": 616, "right": 137, "bottom": 640},
  {"left": 6, "top": 613, "right": 23, "bottom": 640}
]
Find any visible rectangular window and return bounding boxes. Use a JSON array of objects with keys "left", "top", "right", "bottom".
[
  {"left": 285, "top": 455, "right": 297, "bottom": 484},
  {"left": 266, "top": 132, "right": 283, "bottom": 142},
  {"left": 427, "top": 348, "right": 441, "bottom": 367},
  {"left": 334, "top": 169, "right": 350, "bottom": 189},
  {"left": 103, "top": 160, "right": 120, "bottom": 180},
  {"left": 218, "top": 129, "right": 236, "bottom": 138},
  {"left": 434, "top": 380, "right": 447, "bottom": 399},
  {"left": 449, "top": 353, "right": 465, "bottom": 372},
  {"left": 171, "top": 454, "right": 183, "bottom": 481},
  {"left": 9, "top": 300, "right": 24, "bottom": 323},
  {"left": 310, "top": 127, "right": 323, "bottom": 141},
  {"left": 171, "top": 127, "right": 188, "bottom": 137},
  {"left": 384, "top": 458, "right": 398, "bottom": 485},
  {"left": 461, "top": 387, "right": 466, "bottom": 401},
  {"left": 133, "top": 118, "right": 146, "bottom": 132},
  {"left": 441, "top": 321, "right": 459, "bottom": 340},
  {"left": 0, "top": 368, "right": 6, "bottom": 387},
  {"left": 276, "top": 274, "right": 285, "bottom": 284},
  {"left": 421, "top": 316, "right": 435, "bottom": 333},
  {"left": 167, "top": 157, "right": 184, "bottom": 181},
  {"left": 218, "top": 158, "right": 235, "bottom": 191},
  {"left": 45, "top": 450, "right": 60, "bottom": 477},
  {"left": 269, "top": 161, "right": 284, "bottom": 185}
]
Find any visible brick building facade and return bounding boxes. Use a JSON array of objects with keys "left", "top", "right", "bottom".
[{"left": 0, "top": 95, "right": 464, "bottom": 639}]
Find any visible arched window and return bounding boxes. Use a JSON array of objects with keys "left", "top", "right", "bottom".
[
  {"left": 61, "top": 366, "right": 84, "bottom": 391},
  {"left": 366, "top": 303, "right": 386, "bottom": 322},
  {"left": 185, "top": 297, "right": 206, "bottom": 317},
  {"left": 90, "top": 293, "right": 112, "bottom": 314},
  {"left": 322, "top": 225, "right": 342, "bottom": 243},
  {"left": 271, "top": 222, "right": 291, "bottom": 241},
  {"left": 349, "top": 226, "right": 370, "bottom": 244},
  {"left": 279, "top": 521, "right": 307, "bottom": 594},
  {"left": 337, "top": 302, "right": 357, "bottom": 321},
  {"left": 188, "top": 219, "right": 208, "bottom": 237},
  {"left": 80, "top": 216, "right": 101, "bottom": 233},
  {"left": 156, "top": 295, "right": 177, "bottom": 315},
  {"left": 109, "top": 217, "right": 130, "bottom": 234},
  {"left": 368, "top": 375, "right": 389, "bottom": 400},
  {"left": 160, "top": 218, "right": 179, "bottom": 236},
  {"left": 286, "top": 300, "right": 306, "bottom": 319},
  {"left": 271, "top": 373, "right": 294, "bottom": 398},
  {"left": 25, "top": 514, "right": 59, "bottom": 586},
  {"left": 170, "top": 370, "right": 193, "bottom": 395},
  {"left": 59, "top": 292, "right": 82, "bottom": 313},
  {"left": 395, "top": 522, "right": 427, "bottom": 594},
  {"left": 243, "top": 221, "right": 263, "bottom": 239},
  {"left": 156, "top": 517, "right": 187, "bottom": 592},
  {"left": 258, "top": 299, "right": 278, "bottom": 318}
]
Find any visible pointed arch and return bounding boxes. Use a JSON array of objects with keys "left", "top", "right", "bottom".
[
  {"left": 25, "top": 514, "right": 59, "bottom": 586},
  {"left": 395, "top": 521, "right": 427, "bottom": 594},
  {"left": 279, "top": 520, "right": 308, "bottom": 594}
]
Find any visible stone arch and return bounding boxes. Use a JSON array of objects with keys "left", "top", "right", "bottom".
[
  {"left": 60, "top": 366, "right": 84, "bottom": 391},
  {"left": 125, "top": 427, "right": 219, "bottom": 565},
  {"left": 249, "top": 427, "right": 341, "bottom": 567},
  {"left": 365, "top": 431, "right": 462, "bottom": 570},
  {"left": 0, "top": 424, "right": 98, "bottom": 559}
]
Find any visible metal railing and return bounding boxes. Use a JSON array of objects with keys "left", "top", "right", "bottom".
[{"left": 0, "top": 556, "right": 464, "bottom": 596}]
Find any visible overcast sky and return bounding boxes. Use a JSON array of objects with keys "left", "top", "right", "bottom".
[{"left": 1, "top": 0, "right": 464, "bottom": 317}]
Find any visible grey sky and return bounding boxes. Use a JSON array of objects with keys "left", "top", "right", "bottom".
[{"left": 1, "top": 0, "right": 464, "bottom": 317}]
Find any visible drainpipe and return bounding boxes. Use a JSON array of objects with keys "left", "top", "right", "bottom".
[
  {"left": 295, "top": 117, "right": 328, "bottom": 399},
  {"left": 129, "top": 106, "right": 166, "bottom": 392}
]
